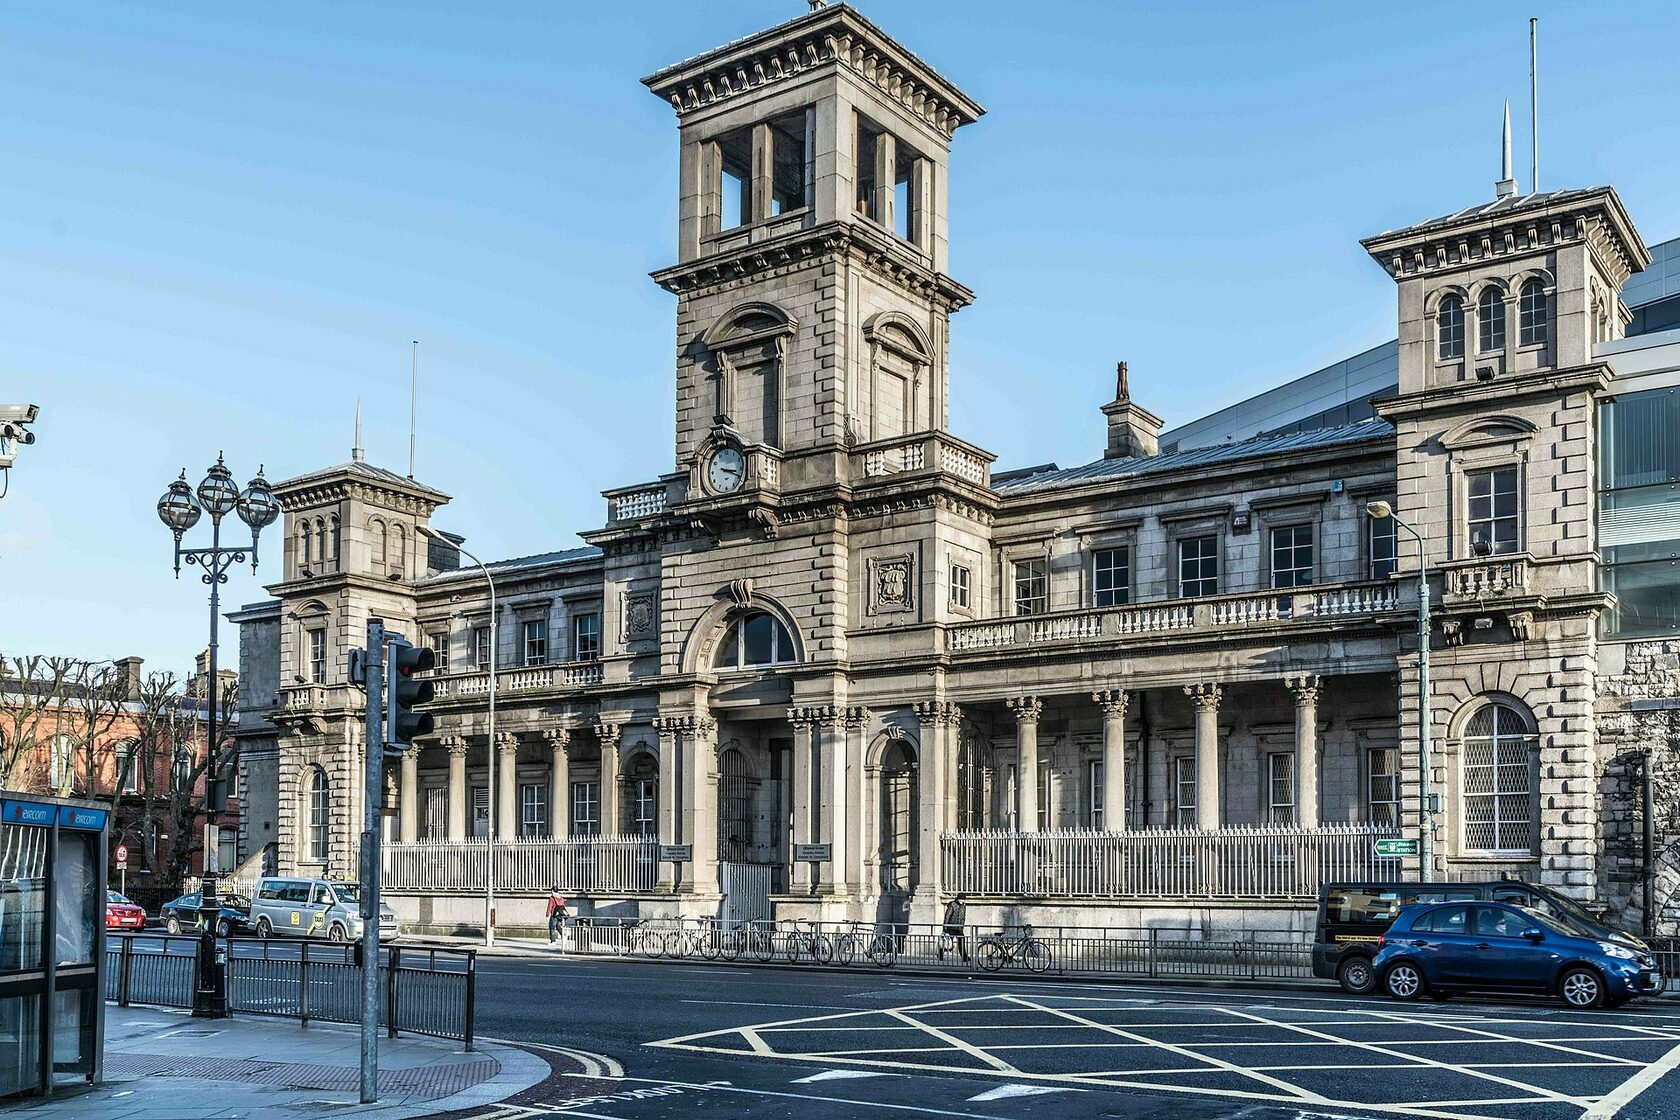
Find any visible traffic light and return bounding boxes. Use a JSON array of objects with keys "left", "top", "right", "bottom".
[{"left": 385, "top": 636, "right": 435, "bottom": 749}]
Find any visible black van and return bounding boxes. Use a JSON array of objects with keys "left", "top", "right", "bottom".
[{"left": 1314, "top": 879, "right": 1647, "bottom": 994}]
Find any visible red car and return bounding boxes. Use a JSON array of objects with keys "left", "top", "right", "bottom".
[{"left": 106, "top": 890, "right": 147, "bottom": 932}]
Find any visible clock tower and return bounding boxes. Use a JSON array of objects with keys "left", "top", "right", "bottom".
[{"left": 643, "top": 3, "right": 984, "bottom": 498}]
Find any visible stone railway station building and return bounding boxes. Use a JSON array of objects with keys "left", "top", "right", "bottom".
[{"left": 232, "top": 5, "right": 1680, "bottom": 935}]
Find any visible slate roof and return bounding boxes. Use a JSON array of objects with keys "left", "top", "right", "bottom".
[
  {"left": 278, "top": 459, "right": 449, "bottom": 499},
  {"left": 991, "top": 417, "right": 1395, "bottom": 496},
  {"left": 414, "top": 546, "right": 602, "bottom": 586},
  {"left": 1365, "top": 188, "right": 1609, "bottom": 244}
]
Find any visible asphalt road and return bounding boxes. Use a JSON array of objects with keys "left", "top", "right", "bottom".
[{"left": 455, "top": 953, "right": 1680, "bottom": 1120}]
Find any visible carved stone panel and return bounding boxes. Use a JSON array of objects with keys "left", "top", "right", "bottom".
[{"left": 867, "top": 553, "right": 915, "bottom": 616}]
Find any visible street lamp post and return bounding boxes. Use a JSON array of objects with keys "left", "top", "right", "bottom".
[
  {"left": 417, "top": 526, "right": 498, "bottom": 946},
  {"left": 1367, "top": 500, "right": 1434, "bottom": 881},
  {"left": 156, "top": 455, "right": 279, "bottom": 1017}
]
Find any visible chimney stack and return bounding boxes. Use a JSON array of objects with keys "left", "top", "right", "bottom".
[
  {"left": 114, "top": 656, "right": 144, "bottom": 702},
  {"left": 1101, "top": 360, "right": 1163, "bottom": 459}
]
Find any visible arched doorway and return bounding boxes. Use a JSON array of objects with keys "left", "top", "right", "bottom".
[{"left": 874, "top": 737, "right": 916, "bottom": 925}]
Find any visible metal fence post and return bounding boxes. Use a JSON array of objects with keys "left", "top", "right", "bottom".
[
  {"left": 386, "top": 946, "right": 399, "bottom": 1039},
  {"left": 299, "top": 941, "right": 310, "bottom": 1030},
  {"left": 118, "top": 937, "right": 133, "bottom": 1008},
  {"left": 1148, "top": 928, "right": 1158, "bottom": 979},
  {"left": 464, "top": 951, "right": 476, "bottom": 1052}
]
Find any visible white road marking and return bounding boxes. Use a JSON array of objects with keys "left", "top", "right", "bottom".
[
  {"left": 682, "top": 999, "right": 860, "bottom": 1012},
  {"left": 883, "top": 1007, "right": 1019, "bottom": 1074},
  {"left": 790, "top": 1069, "right": 899, "bottom": 1083},
  {"left": 478, "top": 1035, "right": 626, "bottom": 1078},
  {"left": 1364, "top": 1007, "right": 1645, "bottom": 1067},
  {"left": 560, "top": 1072, "right": 1010, "bottom": 1119},
  {"left": 1579, "top": 1029, "right": 1680, "bottom": 1119},
  {"left": 965, "top": 1083, "right": 1082, "bottom": 1101}
]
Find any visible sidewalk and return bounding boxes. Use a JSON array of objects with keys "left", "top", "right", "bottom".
[{"left": 12, "top": 1005, "right": 549, "bottom": 1120}]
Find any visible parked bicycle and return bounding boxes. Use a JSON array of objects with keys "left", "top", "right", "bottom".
[
  {"left": 779, "top": 918, "right": 834, "bottom": 964},
  {"left": 835, "top": 921, "right": 897, "bottom": 968},
  {"left": 977, "top": 924, "right": 1052, "bottom": 973}
]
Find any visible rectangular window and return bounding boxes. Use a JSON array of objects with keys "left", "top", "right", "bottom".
[
  {"left": 769, "top": 111, "right": 808, "bottom": 216},
  {"left": 632, "top": 778, "right": 657, "bottom": 836},
  {"left": 949, "top": 564, "right": 971, "bottom": 610},
  {"left": 1087, "top": 759, "right": 1104, "bottom": 830},
  {"left": 471, "top": 785, "right": 489, "bottom": 838},
  {"left": 429, "top": 631, "right": 450, "bottom": 674},
  {"left": 423, "top": 787, "right": 447, "bottom": 839},
  {"left": 1367, "top": 747, "right": 1400, "bottom": 826},
  {"left": 519, "top": 783, "right": 547, "bottom": 838},
  {"left": 571, "top": 781, "right": 601, "bottom": 837},
  {"left": 1012, "top": 558, "right": 1048, "bottom": 615},
  {"left": 1178, "top": 536, "right": 1219, "bottom": 597},
  {"left": 473, "top": 626, "right": 492, "bottom": 670},
  {"left": 1267, "top": 752, "right": 1296, "bottom": 825},
  {"left": 1092, "top": 547, "right": 1130, "bottom": 606},
  {"left": 308, "top": 629, "right": 327, "bottom": 684},
  {"left": 716, "top": 126, "right": 751, "bottom": 231},
  {"left": 1173, "top": 757, "right": 1197, "bottom": 828},
  {"left": 1270, "top": 525, "right": 1314, "bottom": 588},
  {"left": 574, "top": 613, "right": 601, "bottom": 660},
  {"left": 1037, "top": 765, "right": 1051, "bottom": 832},
  {"left": 855, "top": 116, "right": 880, "bottom": 221},
  {"left": 1467, "top": 466, "right": 1520, "bottom": 556},
  {"left": 116, "top": 745, "right": 138, "bottom": 795},
  {"left": 1369, "top": 514, "right": 1397, "bottom": 580},
  {"left": 521, "top": 619, "right": 548, "bottom": 666},
  {"left": 893, "top": 143, "right": 916, "bottom": 242}
]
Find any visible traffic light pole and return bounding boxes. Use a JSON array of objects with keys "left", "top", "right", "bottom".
[{"left": 360, "top": 619, "right": 385, "bottom": 1105}]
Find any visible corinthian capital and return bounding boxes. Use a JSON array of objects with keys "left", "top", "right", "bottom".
[
  {"left": 1184, "top": 682, "right": 1222, "bottom": 712},
  {"left": 541, "top": 727, "right": 571, "bottom": 751},
  {"left": 1006, "top": 695, "right": 1043, "bottom": 723},
  {"left": 1285, "top": 674, "right": 1322, "bottom": 707},
  {"left": 1092, "top": 689, "right": 1129, "bottom": 718}
]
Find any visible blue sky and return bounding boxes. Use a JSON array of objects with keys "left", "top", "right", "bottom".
[{"left": 3, "top": 1, "right": 1677, "bottom": 671}]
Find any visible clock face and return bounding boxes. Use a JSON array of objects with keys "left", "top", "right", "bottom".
[{"left": 706, "top": 446, "right": 745, "bottom": 494}]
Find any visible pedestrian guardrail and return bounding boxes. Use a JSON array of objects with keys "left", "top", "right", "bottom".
[{"left": 104, "top": 935, "right": 477, "bottom": 1046}]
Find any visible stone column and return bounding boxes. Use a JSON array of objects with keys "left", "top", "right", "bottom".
[
  {"left": 1185, "top": 683, "right": 1222, "bottom": 830},
  {"left": 444, "top": 737, "right": 467, "bottom": 840},
  {"left": 1007, "top": 696, "right": 1043, "bottom": 832},
  {"left": 943, "top": 708, "right": 963, "bottom": 833},
  {"left": 399, "top": 747, "right": 420, "bottom": 842},
  {"left": 842, "top": 706, "right": 870, "bottom": 897},
  {"left": 1093, "top": 690, "right": 1129, "bottom": 832},
  {"left": 685, "top": 716, "right": 719, "bottom": 895},
  {"left": 544, "top": 729, "right": 570, "bottom": 839},
  {"left": 597, "top": 721, "right": 621, "bottom": 836},
  {"left": 1287, "top": 675, "right": 1322, "bottom": 829},
  {"left": 495, "top": 732, "right": 518, "bottom": 840},
  {"left": 789, "top": 708, "right": 819, "bottom": 893},
  {"left": 652, "top": 717, "right": 681, "bottom": 890},
  {"left": 911, "top": 704, "right": 954, "bottom": 905}
]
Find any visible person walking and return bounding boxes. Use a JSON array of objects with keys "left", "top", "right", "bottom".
[
  {"left": 937, "top": 896, "right": 968, "bottom": 963},
  {"left": 546, "top": 887, "right": 568, "bottom": 948}
]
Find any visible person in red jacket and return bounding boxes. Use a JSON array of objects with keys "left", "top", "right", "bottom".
[{"left": 546, "top": 887, "right": 568, "bottom": 947}]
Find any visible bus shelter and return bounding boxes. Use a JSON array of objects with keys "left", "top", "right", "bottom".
[{"left": 0, "top": 793, "right": 108, "bottom": 1099}]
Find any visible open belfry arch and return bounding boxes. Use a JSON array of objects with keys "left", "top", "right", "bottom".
[{"left": 232, "top": 3, "right": 1678, "bottom": 939}]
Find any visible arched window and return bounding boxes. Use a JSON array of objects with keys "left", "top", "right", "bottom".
[
  {"left": 313, "top": 518, "right": 327, "bottom": 565},
  {"left": 1460, "top": 702, "right": 1534, "bottom": 854},
  {"left": 370, "top": 519, "right": 388, "bottom": 574},
  {"left": 389, "top": 523, "right": 407, "bottom": 575},
  {"left": 1519, "top": 280, "right": 1549, "bottom": 346},
  {"left": 711, "top": 611, "right": 797, "bottom": 670},
  {"left": 329, "top": 515, "right": 341, "bottom": 569},
  {"left": 1477, "top": 288, "right": 1505, "bottom": 353},
  {"left": 308, "top": 768, "right": 330, "bottom": 862},
  {"left": 1437, "top": 296, "right": 1464, "bottom": 360},
  {"left": 878, "top": 739, "right": 915, "bottom": 892},
  {"left": 299, "top": 522, "right": 313, "bottom": 572}
]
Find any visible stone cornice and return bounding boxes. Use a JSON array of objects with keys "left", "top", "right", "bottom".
[
  {"left": 1374, "top": 362, "right": 1613, "bottom": 423},
  {"left": 650, "top": 220, "right": 975, "bottom": 312},
  {"left": 641, "top": 4, "right": 983, "bottom": 136}
]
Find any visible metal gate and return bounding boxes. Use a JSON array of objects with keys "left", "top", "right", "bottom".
[{"left": 720, "top": 861, "right": 772, "bottom": 927}]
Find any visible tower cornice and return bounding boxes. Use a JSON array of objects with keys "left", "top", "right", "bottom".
[{"left": 642, "top": 4, "right": 983, "bottom": 137}]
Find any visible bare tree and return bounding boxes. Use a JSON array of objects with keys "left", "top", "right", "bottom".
[
  {"left": 0, "top": 655, "right": 75, "bottom": 790},
  {"left": 127, "top": 671, "right": 197, "bottom": 877},
  {"left": 58, "top": 659, "right": 127, "bottom": 800}
]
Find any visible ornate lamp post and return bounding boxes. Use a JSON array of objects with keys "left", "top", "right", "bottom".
[
  {"left": 156, "top": 454, "right": 279, "bottom": 1018},
  {"left": 1367, "top": 500, "right": 1434, "bottom": 881}
]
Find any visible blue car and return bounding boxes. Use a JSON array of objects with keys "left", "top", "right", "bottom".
[
  {"left": 159, "top": 892, "right": 255, "bottom": 938},
  {"left": 1373, "top": 901, "right": 1663, "bottom": 1009}
]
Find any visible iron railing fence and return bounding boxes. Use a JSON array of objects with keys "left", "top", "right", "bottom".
[
  {"left": 104, "top": 935, "right": 476, "bottom": 1045},
  {"left": 556, "top": 918, "right": 1679, "bottom": 994},
  {"left": 942, "top": 824, "right": 1405, "bottom": 900},
  {"left": 382, "top": 836, "right": 658, "bottom": 893}
]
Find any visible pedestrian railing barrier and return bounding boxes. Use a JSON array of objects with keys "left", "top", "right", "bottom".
[
  {"left": 941, "top": 824, "right": 1405, "bottom": 900},
  {"left": 105, "top": 934, "right": 476, "bottom": 1046},
  {"left": 551, "top": 917, "right": 1679, "bottom": 994}
]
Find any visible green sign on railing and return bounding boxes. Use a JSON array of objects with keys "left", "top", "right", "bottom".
[{"left": 1374, "top": 837, "right": 1420, "bottom": 857}]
